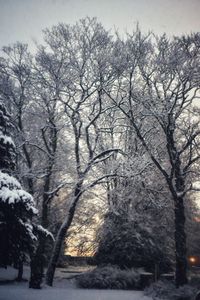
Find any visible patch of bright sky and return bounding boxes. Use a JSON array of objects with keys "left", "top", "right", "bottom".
[{"left": 0, "top": 0, "right": 200, "bottom": 49}]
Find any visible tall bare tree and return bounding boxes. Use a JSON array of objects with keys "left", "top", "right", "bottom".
[
  {"left": 106, "top": 31, "right": 200, "bottom": 286},
  {"left": 45, "top": 18, "right": 121, "bottom": 286}
]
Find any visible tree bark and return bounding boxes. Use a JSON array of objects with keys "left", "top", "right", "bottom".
[
  {"left": 174, "top": 196, "right": 188, "bottom": 287},
  {"left": 45, "top": 182, "right": 83, "bottom": 286},
  {"left": 29, "top": 241, "right": 44, "bottom": 289},
  {"left": 45, "top": 222, "right": 67, "bottom": 286},
  {"left": 16, "top": 262, "right": 23, "bottom": 282},
  {"left": 29, "top": 163, "right": 54, "bottom": 288},
  {"left": 29, "top": 199, "right": 50, "bottom": 288},
  {"left": 173, "top": 147, "right": 188, "bottom": 287}
]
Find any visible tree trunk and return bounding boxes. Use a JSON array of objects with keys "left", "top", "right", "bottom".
[
  {"left": 29, "top": 201, "right": 49, "bottom": 289},
  {"left": 29, "top": 241, "right": 44, "bottom": 289},
  {"left": 29, "top": 170, "right": 52, "bottom": 289},
  {"left": 16, "top": 262, "right": 23, "bottom": 281},
  {"left": 45, "top": 222, "right": 67, "bottom": 286},
  {"left": 174, "top": 196, "right": 188, "bottom": 287},
  {"left": 46, "top": 183, "right": 83, "bottom": 286}
]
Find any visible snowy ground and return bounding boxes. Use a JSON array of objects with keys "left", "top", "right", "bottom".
[
  {"left": 0, "top": 284, "right": 152, "bottom": 300},
  {"left": 0, "top": 266, "right": 153, "bottom": 300}
]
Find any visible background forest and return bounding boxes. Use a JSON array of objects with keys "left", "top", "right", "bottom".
[{"left": 0, "top": 18, "right": 200, "bottom": 290}]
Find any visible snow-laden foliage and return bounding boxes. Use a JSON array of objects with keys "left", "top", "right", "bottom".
[
  {"left": 94, "top": 211, "right": 171, "bottom": 271},
  {"left": 0, "top": 171, "right": 21, "bottom": 189},
  {"left": 0, "top": 21, "right": 200, "bottom": 288},
  {"left": 0, "top": 102, "right": 15, "bottom": 171},
  {"left": 34, "top": 224, "right": 55, "bottom": 241},
  {"left": 0, "top": 100, "right": 53, "bottom": 272},
  {"left": 0, "top": 170, "right": 39, "bottom": 266},
  {"left": 76, "top": 265, "right": 140, "bottom": 290},
  {"left": 95, "top": 153, "right": 174, "bottom": 272},
  {"left": 0, "top": 100, "right": 38, "bottom": 266},
  {"left": 0, "top": 134, "right": 15, "bottom": 148},
  {"left": 0, "top": 171, "right": 38, "bottom": 214},
  {"left": 144, "top": 280, "right": 198, "bottom": 300}
]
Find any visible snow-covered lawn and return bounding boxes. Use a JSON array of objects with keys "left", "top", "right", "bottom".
[
  {"left": 0, "top": 284, "right": 152, "bottom": 300},
  {"left": 0, "top": 267, "right": 152, "bottom": 300}
]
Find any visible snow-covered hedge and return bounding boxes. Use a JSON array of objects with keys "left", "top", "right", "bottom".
[
  {"left": 144, "top": 280, "right": 198, "bottom": 300},
  {"left": 76, "top": 265, "right": 140, "bottom": 290}
]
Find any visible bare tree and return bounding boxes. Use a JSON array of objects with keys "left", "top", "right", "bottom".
[
  {"left": 105, "top": 31, "right": 200, "bottom": 286},
  {"left": 0, "top": 42, "right": 65, "bottom": 288},
  {"left": 1, "top": 21, "right": 199, "bottom": 290},
  {"left": 45, "top": 18, "right": 121, "bottom": 286}
]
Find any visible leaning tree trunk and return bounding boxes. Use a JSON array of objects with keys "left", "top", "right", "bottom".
[
  {"left": 46, "top": 183, "right": 83, "bottom": 286},
  {"left": 45, "top": 204, "right": 78, "bottom": 286},
  {"left": 45, "top": 220, "right": 68, "bottom": 286}
]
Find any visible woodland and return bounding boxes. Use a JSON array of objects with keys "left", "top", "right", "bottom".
[{"left": 0, "top": 18, "right": 200, "bottom": 293}]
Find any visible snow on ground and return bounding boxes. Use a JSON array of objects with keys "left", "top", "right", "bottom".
[
  {"left": 0, "top": 284, "right": 152, "bottom": 300},
  {"left": 0, "top": 267, "right": 153, "bottom": 300}
]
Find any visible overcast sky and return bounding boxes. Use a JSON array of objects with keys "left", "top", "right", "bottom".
[{"left": 0, "top": 0, "right": 200, "bottom": 49}]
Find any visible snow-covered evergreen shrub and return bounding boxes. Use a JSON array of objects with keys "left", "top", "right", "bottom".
[
  {"left": 0, "top": 101, "right": 53, "bottom": 270},
  {"left": 94, "top": 210, "right": 172, "bottom": 272},
  {"left": 0, "top": 171, "right": 38, "bottom": 266},
  {"left": 0, "top": 101, "right": 37, "bottom": 267},
  {"left": 76, "top": 265, "right": 140, "bottom": 290},
  {"left": 0, "top": 102, "right": 15, "bottom": 171},
  {"left": 144, "top": 280, "right": 197, "bottom": 300}
]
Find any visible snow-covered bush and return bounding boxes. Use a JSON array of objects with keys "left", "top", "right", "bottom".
[
  {"left": 94, "top": 209, "right": 172, "bottom": 273},
  {"left": 144, "top": 280, "right": 197, "bottom": 300},
  {"left": 0, "top": 101, "right": 38, "bottom": 267},
  {"left": 94, "top": 155, "right": 174, "bottom": 273},
  {"left": 76, "top": 265, "right": 140, "bottom": 290},
  {"left": 0, "top": 171, "right": 39, "bottom": 267},
  {"left": 0, "top": 101, "right": 53, "bottom": 271},
  {"left": 0, "top": 102, "right": 16, "bottom": 172}
]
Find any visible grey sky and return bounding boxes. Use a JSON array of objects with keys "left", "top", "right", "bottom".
[{"left": 0, "top": 0, "right": 200, "bottom": 49}]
